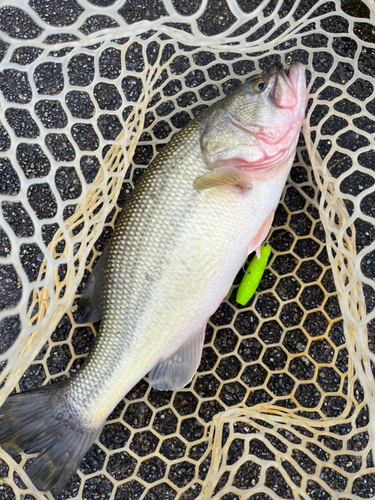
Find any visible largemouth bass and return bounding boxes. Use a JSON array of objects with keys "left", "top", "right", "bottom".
[{"left": 0, "top": 62, "right": 306, "bottom": 494}]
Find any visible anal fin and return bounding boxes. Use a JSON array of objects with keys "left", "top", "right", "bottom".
[
  {"left": 193, "top": 166, "right": 252, "bottom": 191},
  {"left": 148, "top": 326, "right": 206, "bottom": 391}
]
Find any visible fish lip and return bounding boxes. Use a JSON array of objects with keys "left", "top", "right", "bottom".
[
  {"left": 261, "top": 63, "right": 288, "bottom": 80},
  {"left": 287, "top": 62, "right": 305, "bottom": 91},
  {"left": 262, "top": 62, "right": 303, "bottom": 95},
  {"left": 277, "top": 62, "right": 297, "bottom": 92},
  {"left": 267, "top": 62, "right": 299, "bottom": 109},
  {"left": 275, "top": 62, "right": 303, "bottom": 92}
]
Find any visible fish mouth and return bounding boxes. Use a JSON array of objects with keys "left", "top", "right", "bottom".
[
  {"left": 278, "top": 63, "right": 292, "bottom": 85},
  {"left": 284, "top": 63, "right": 304, "bottom": 92},
  {"left": 269, "top": 63, "right": 299, "bottom": 109},
  {"left": 260, "top": 62, "right": 304, "bottom": 93}
]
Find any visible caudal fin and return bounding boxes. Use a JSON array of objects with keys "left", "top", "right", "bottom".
[{"left": 0, "top": 384, "right": 99, "bottom": 494}]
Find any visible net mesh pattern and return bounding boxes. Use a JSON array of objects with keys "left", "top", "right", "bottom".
[{"left": 0, "top": 0, "right": 374, "bottom": 499}]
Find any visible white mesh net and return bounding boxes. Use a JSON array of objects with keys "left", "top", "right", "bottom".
[{"left": 0, "top": 0, "right": 374, "bottom": 499}]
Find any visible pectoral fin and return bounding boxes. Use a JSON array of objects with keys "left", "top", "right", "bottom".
[
  {"left": 148, "top": 326, "right": 206, "bottom": 390},
  {"left": 193, "top": 166, "right": 252, "bottom": 191}
]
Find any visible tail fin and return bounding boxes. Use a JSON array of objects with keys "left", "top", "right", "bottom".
[{"left": 0, "top": 384, "right": 99, "bottom": 494}]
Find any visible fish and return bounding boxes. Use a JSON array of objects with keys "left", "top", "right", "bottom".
[{"left": 0, "top": 62, "right": 306, "bottom": 494}]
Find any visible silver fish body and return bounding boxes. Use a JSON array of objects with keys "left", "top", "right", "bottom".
[{"left": 0, "top": 62, "right": 306, "bottom": 494}]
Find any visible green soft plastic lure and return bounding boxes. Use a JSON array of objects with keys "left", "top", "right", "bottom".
[{"left": 236, "top": 244, "right": 272, "bottom": 305}]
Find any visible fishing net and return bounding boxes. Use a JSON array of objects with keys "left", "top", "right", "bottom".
[{"left": 0, "top": 0, "right": 374, "bottom": 498}]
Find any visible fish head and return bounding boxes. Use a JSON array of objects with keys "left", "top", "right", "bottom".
[{"left": 200, "top": 62, "right": 306, "bottom": 180}]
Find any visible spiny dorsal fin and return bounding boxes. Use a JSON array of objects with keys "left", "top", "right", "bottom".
[{"left": 193, "top": 166, "right": 252, "bottom": 191}]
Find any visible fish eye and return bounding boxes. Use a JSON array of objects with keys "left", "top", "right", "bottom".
[{"left": 246, "top": 78, "right": 266, "bottom": 94}]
